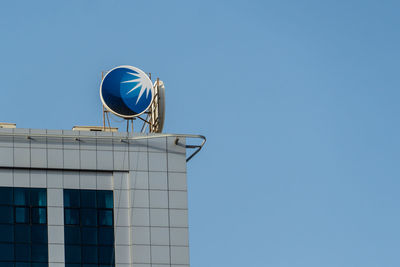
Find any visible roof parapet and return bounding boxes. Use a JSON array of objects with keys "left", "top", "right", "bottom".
[{"left": 72, "top": 126, "right": 118, "bottom": 132}]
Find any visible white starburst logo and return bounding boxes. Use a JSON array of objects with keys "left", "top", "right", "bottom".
[{"left": 122, "top": 71, "right": 153, "bottom": 104}]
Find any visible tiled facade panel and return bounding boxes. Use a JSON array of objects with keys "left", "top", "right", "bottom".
[{"left": 0, "top": 129, "right": 190, "bottom": 267}]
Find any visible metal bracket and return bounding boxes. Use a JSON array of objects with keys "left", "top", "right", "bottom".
[{"left": 175, "top": 136, "right": 206, "bottom": 162}]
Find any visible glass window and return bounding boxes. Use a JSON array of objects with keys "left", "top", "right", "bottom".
[
  {"left": 82, "top": 245, "right": 98, "bottom": 264},
  {"left": 98, "top": 210, "right": 113, "bottom": 226},
  {"left": 82, "top": 227, "right": 97, "bottom": 245},
  {"left": 31, "top": 225, "right": 47, "bottom": 244},
  {"left": 15, "top": 243, "right": 30, "bottom": 261},
  {"left": 98, "top": 227, "right": 114, "bottom": 245},
  {"left": 15, "top": 207, "right": 30, "bottom": 223},
  {"left": 0, "top": 187, "right": 13, "bottom": 205},
  {"left": 65, "top": 245, "right": 81, "bottom": 263},
  {"left": 64, "top": 190, "right": 80, "bottom": 208},
  {"left": 97, "top": 191, "right": 113, "bottom": 209},
  {"left": 0, "top": 187, "right": 48, "bottom": 265},
  {"left": 30, "top": 189, "right": 47, "bottom": 207},
  {"left": 0, "top": 206, "right": 13, "bottom": 224},
  {"left": 0, "top": 243, "right": 14, "bottom": 261},
  {"left": 0, "top": 224, "right": 14, "bottom": 242},
  {"left": 31, "top": 208, "right": 47, "bottom": 224},
  {"left": 81, "top": 190, "right": 97, "bottom": 208},
  {"left": 15, "top": 224, "right": 30, "bottom": 243},
  {"left": 81, "top": 209, "right": 97, "bottom": 226},
  {"left": 65, "top": 226, "right": 81, "bottom": 245},
  {"left": 31, "top": 244, "right": 48, "bottom": 262},
  {"left": 98, "top": 246, "right": 114, "bottom": 264},
  {"left": 14, "top": 188, "right": 29, "bottom": 206},
  {"left": 65, "top": 189, "right": 115, "bottom": 266},
  {"left": 65, "top": 209, "right": 80, "bottom": 225}
]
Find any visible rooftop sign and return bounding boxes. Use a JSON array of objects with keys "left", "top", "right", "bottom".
[{"left": 100, "top": 65, "right": 154, "bottom": 118}]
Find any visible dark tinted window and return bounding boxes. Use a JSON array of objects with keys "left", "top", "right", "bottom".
[
  {"left": 15, "top": 207, "right": 30, "bottom": 223},
  {"left": 97, "top": 191, "right": 113, "bottom": 209},
  {"left": 65, "top": 226, "right": 81, "bottom": 245},
  {"left": 98, "top": 246, "right": 114, "bottom": 264},
  {"left": 98, "top": 210, "right": 113, "bottom": 226},
  {"left": 31, "top": 225, "right": 48, "bottom": 244},
  {"left": 0, "top": 206, "right": 13, "bottom": 223},
  {"left": 64, "top": 190, "right": 80, "bottom": 208},
  {"left": 82, "top": 227, "right": 97, "bottom": 245},
  {"left": 31, "top": 208, "right": 46, "bottom": 224},
  {"left": 0, "top": 187, "right": 48, "bottom": 265},
  {"left": 0, "top": 187, "right": 13, "bottom": 205},
  {"left": 65, "top": 245, "right": 81, "bottom": 263},
  {"left": 14, "top": 188, "right": 29, "bottom": 206},
  {"left": 0, "top": 243, "right": 14, "bottom": 261},
  {"left": 65, "top": 189, "right": 115, "bottom": 266},
  {"left": 14, "top": 224, "right": 31, "bottom": 243},
  {"left": 31, "top": 244, "right": 48, "bottom": 262},
  {"left": 81, "top": 209, "right": 97, "bottom": 226},
  {"left": 0, "top": 224, "right": 13, "bottom": 242},
  {"left": 98, "top": 227, "right": 114, "bottom": 245},
  {"left": 81, "top": 190, "right": 97, "bottom": 208},
  {"left": 15, "top": 244, "right": 30, "bottom": 261},
  {"left": 30, "top": 189, "right": 46, "bottom": 207},
  {"left": 15, "top": 224, "right": 31, "bottom": 243},
  {"left": 82, "top": 246, "right": 98, "bottom": 264},
  {"left": 65, "top": 209, "right": 80, "bottom": 225}
]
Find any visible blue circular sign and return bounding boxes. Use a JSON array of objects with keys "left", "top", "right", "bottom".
[{"left": 100, "top": 65, "right": 154, "bottom": 118}]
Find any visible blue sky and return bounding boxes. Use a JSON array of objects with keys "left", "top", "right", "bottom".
[{"left": 1, "top": 1, "right": 400, "bottom": 266}]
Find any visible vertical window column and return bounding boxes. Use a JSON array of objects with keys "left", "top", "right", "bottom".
[
  {"left": 64, "top": 189, "right": 115, "bottom": 267},
  {"left": 0, "top": 187, "right": 48, "bottom": 267}
]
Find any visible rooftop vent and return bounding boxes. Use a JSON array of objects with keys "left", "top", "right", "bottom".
[
  {"left": 0, "top": 123, "right": 16, "bottom": 129},
  {"left": 72, "top": 126, "right": 118, "bottom": 132}
]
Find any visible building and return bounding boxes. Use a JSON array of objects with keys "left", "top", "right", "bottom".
[{"left": 0, "top": 126, "right": 204, "bottom": 267}]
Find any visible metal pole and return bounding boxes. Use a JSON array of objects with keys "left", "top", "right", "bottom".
[
  {"left": 106, "top": 111, "right": 111, "bottom": 130},
  {"left": 102, "top": 72, "right": 105, "bottom": 131}
]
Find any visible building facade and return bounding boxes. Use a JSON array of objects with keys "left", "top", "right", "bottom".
[{"left": 0, "top": 128, "right": 191, "bottom": 267}]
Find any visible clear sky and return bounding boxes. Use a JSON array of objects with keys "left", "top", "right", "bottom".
[{"left": 1, "top": 1, "right": 400, "bottom": 266}]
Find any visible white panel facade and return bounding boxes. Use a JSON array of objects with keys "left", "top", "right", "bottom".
[{"left": 0, "top": 128, "right": 189, "bottom": 267}]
